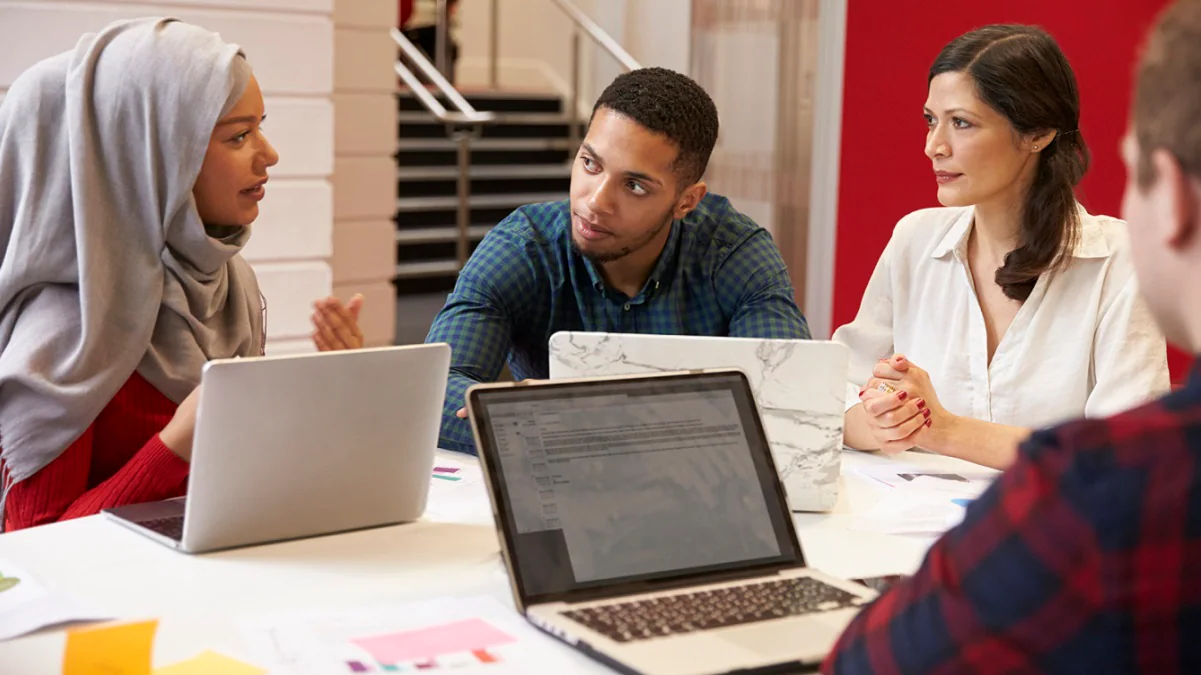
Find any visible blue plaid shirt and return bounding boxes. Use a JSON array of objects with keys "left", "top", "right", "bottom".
[
  {"left": 425, "top": 193, "right": 810, "bottom": 453},
  {"left": 824, "top": 361, "right": 1201, "bottom": 675}
]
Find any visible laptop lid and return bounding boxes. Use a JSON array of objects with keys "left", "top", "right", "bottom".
[
  {"left": 466, "top": 370, "right": 806, "bottom": 612},
  {"left": 547, "top": 332, "right": 849, "bottom": 513},
  {"left": 178, "top": 343, "right": 450, "bottom": 552}
]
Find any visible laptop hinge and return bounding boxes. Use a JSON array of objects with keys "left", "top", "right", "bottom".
[{"left": 535, "top": 561, "right": 802, "bottom": 608}]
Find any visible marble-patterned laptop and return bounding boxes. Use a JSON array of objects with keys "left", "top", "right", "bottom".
[{"left": 547, "top": 332, "right": 848, "bottom": 512}]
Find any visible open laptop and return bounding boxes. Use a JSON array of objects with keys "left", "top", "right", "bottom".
[
  {"left": 466, "top": 370, "right": 874, "bottom": 675},
  {"left": 548, "top": 332, "right": 848, "bottom": 512},
  {"left": 103, "top": 344, "right": 450, "bottom": 554}
]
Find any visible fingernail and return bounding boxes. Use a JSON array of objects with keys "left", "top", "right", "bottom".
[
  {"left": 925, "top": 418, "right": 933, "bottom": 428},
  {"left": 897, "top": 391, "right": 908, "bottom": 401},
  {"left": 897, "top": 356, "right": 906, "bottom": 363},
  {"left": 916, "top": 399, "right": 926, "bottom": 410},
  {"left": 858, "top": 389, "right": 865, "bottom": 397},
  {"left": 923, "top": 408, "right": 932, "bottom": 418}
]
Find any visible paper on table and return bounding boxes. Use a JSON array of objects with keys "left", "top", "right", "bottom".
[
  {"left": 239, "top": 595, "right": 589, "bottom": 675},
  {"left": 847, "top": 488, "right": 971, "bottom": 535},
  {"left": 424, "top": 458, "right": 494, "bottom": 525},
  {"left": 154, "top": 650, "right": 267, "bottom": 675},
  {"left": 0, "top": 557, "right": 111, "bottom": 642},
  {"left": 352, "top": 617, "right": 516, "bottom": 663},
  {"left": 854, "top": 463, "right": 997, "bottom": 499},
  {"left": 63, "top": 619, "right": 158, "bottom": 675}
]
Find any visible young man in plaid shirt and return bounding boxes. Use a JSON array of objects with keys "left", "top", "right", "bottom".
[
  {"left": 418, "top": 68, "right": 809, "bottom": 454},
  {"left": 824, "top": 2, "right": 1201, "bottom": 672}
]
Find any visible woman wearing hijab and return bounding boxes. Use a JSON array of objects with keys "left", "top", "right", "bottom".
[{"left": 0, "top": 18, "right": 278, "bottom": 530}]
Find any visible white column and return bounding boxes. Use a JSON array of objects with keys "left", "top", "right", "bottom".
[{"left": 331, "top": 0, "right": 398, "bottom": 346}]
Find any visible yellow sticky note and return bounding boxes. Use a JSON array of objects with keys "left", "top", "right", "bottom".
[
  {"left": 153, "top": 650, "right": 266, "bottom": 675},
  {"left": 63, "top": 619, "right": 158, "bottom": 675}
]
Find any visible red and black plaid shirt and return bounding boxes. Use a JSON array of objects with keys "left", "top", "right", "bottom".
[{"left": 824, "top": 361, "right": 1201, "bottom": 674}]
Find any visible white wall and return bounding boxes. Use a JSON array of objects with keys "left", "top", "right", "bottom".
[
  {"left": 597, "top": 0, "right": 690, "bottom": 73},
  {"left": 455, "top": 0, "right": 689, "bottom": 103},
  {"left": 330, "top": 0, "right": 397, "bottom": 347},
  {"left": 589, "top": 0, "right": 690, "bottom": 112},
  {"left": 0, "top": 0, "right": 335, "bottom": 355},
  {"left": 457, "top": 0, "right": 596, "bottom": 94}
]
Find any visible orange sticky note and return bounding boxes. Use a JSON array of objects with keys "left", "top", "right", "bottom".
[
  {"left": 153, "top": 650, "right": 266, "bottom": 675},
  {"left": 63, "top": 619, "right": 158, "bottom": 675}
]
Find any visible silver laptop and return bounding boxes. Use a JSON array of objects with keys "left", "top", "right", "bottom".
[
  {"left": 548, "top": 332, "right": 848, "bottom": 512},
  {"left": 103, "top": 344, "right": 450, "bottom": 554},
  {"left": 465, "top": 370, "right": 873, "bottom": 675}
]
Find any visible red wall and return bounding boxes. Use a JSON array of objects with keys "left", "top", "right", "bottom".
[{"left": 832, "top": 0, "right": 1190, "bottom": 380}]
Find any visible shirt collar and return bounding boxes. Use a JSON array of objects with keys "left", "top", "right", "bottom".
[
  {"left": 581, "top": 219, "right": 682, "bottom": 298},
  {"left": 930, "top": 204, "right": 1113, "bottom": 260},
  {"left": 930, "top": 208, "right": 975, "bottom": 259}
]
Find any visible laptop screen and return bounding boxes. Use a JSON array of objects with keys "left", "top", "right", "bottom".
[{"left": 468, "top": 371, "right": 803, "bottom": 606}]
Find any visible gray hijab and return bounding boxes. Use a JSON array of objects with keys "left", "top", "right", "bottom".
[{"left": 0, "top": 18, "right": 265, "bottom": 519}]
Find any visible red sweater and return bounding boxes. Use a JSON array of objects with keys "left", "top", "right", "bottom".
[{"left": 3, "top": 372, "right": 189, "bottom": 531}]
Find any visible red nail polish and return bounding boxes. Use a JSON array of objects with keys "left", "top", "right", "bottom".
[
  {"left": 916, "top": 400, "right": 926, "bottom": 410},
  {"left": 897, "top": 391, "right": 908, "bottom": 401},
  {"left": 858, "top": 389, "right": 865, "bottom": 397},
  {"left": 925, "top": 418, "right": 933, "bottom": 428},
  {"left": 923, "top": 408, "right": 932, "bottom": 418}
]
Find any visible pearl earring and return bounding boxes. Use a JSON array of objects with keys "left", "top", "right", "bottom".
[{"left": 1033, "top": 145, "right": 1040, "bottom": 151}]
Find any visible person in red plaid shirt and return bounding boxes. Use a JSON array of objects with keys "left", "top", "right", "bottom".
[{"left": 824, "top": 2, "right": 1201, "bottom": 673}]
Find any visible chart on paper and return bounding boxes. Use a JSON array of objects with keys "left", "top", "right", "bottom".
[{"left": 239, "top": 596, "right": 588, "bottom": 675}]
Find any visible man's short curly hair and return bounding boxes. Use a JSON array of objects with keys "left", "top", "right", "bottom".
[{"left": 590, "top": 67, "right": 719, "bottom": 186}]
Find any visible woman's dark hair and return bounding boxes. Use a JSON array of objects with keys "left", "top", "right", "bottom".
[{"left": 930, "top": 25, "right": 1090, "bottom": 301}]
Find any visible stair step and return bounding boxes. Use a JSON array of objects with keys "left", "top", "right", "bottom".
[
  {"left": 399, "top": 111, "right": 578, "bottom": 125},
  {"left": 399, "top": 118, "right": 585, "bottom": 140},
  {"left": 396, "top": 163, "right": 571, "bottom": 180},
  {"left": 396, "top": 137, "right": 575, "bottom": 152},
  {"left": 398, "top": 90, "right": 562, "bottom": 114},
  {"left": 395, "top": 259, "right": 461, "bottom": 279},
  {"left": 396, "top": 191, "right": 565, "bottom": 212},
  {"left": 395, "top": 225, "right": 493, "bottom": 244}
]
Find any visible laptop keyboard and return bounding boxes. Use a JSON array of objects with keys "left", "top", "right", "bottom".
[
  {"left": 562, "top": 576, "right": 863, "bottom": 643},
  {"left": 139, "top": 516, "right": 185, "bottom": 542}
]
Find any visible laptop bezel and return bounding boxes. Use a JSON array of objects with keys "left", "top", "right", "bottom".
[{"left": 466, "top": 369, "right": 808, "bottom": 613}]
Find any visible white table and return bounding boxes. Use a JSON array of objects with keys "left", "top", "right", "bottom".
[{"left": 0, "top": 449, "right": 984, "bottom": 673}]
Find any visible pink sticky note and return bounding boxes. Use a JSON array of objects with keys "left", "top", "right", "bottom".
[{"left": 351, "top": 618, "right": 516, "bottom": 664}]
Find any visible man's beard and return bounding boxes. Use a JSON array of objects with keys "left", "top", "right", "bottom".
[{"left": 571, "top": 209, "right": 674, "bottom": 264}]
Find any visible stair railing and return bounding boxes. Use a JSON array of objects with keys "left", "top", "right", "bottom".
[
  {"left": 392, "top": 27, "right": 495, "bottom": 269},
  {"left": 430, "top": 0, "right": 642, "bottom": 148},
  {"left": 544, "top": 0, "right": 641, "bottom": 149}
]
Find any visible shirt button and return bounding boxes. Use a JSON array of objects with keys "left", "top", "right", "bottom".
[{"left": 624, "top": 303, "right": 631, "bottom": 311}]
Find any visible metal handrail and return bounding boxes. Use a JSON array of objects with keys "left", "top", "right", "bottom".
[
  {"left": 434, "top": 0, "right": 641, "bottom": 146},
  {"left": 548, "top": 0, "right": 641, "bottom": 72},
  {"left": 391, "top": 28, "right": 493, "bottom": 126},
  {"left": 392, "top": 28, "right": 495, "bottom": 269},
  {"left": 539, "top": 0, "right": 642, "bottom": 148},
  {"left": 397, "top": 0, "right": 639, "bottom": 274}
]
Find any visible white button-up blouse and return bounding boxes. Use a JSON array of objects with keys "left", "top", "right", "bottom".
[{"left": 833, "top": 205, "right": 1170, "bottom": 430}]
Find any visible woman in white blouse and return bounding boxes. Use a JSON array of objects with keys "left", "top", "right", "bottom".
[{"left": 834, "top": 24, "right": 1169, "bottom": 469}]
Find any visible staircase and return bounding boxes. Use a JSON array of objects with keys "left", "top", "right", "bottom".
[{"left": 393, "top": 91, "right": 584, "bottom": 297}]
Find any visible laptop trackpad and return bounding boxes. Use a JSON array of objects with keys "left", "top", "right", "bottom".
[{"left": 717, "top": 617, "right": 840, "bottom": 661}]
